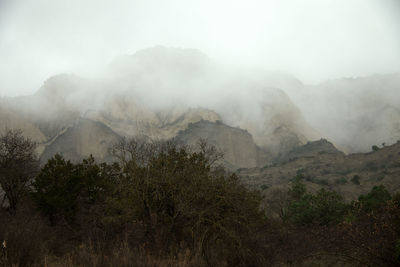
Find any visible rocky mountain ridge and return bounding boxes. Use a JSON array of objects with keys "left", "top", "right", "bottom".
[
  {"left": 0, "top": 47, "right": 318, "bottom": 168},
  {"left": 239, "top": 139, "right": 400, "bottom": 201},
  {"left": 1, "top": 47, "right": 400, "bottom": 170}
]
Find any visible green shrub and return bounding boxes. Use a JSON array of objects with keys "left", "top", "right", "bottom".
[
  {"left": 32, "top": 154, "right": 114, "bottom": 223},
  {"left": 314, "top": 178, "right": 329, "bottom": 186},
  {"left": 285, "top": 180, "right": 348, "bottom": 225},
  {"left": 261, "top": 184, "right": 269, "bottom": 190},
  {"left": 358, "top": 185, "right": 391, "bottom": 212},
  {"left": 351, "top": 175, "right": 361, "bottom": 185},
  {"left": 335, "top": 177, "right": 348, "bottom": 185}
]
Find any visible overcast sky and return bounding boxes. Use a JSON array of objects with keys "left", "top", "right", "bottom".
[{"left": 0, "top": 0, "right": 399, "bottom": 96}]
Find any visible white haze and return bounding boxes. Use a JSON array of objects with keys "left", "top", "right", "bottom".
[{"left": 0, "top": 0, "right": 400, "bottom": 97}]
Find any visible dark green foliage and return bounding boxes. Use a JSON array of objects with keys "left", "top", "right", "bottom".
[
  {"left": 285, "top": 179, "right": 348, "bottom": 225},
  {"left": 28, "top": 140, "right": 267, "bottom": 265},
  {"left": 3, "top": 128, "right": 400, "bottom": 266},
  {"left": 372, "top": 145, "right": 379, "bottom": 151},
  {"left": 32, "top": 154, "right": 114, "bottom": 223},
  {"left": 107, "top": 140, "right": 265, "bottom": 264},
  {"left": 396, "top": 240, "right": 400, "bottom": 261},
  {"left": 32, "top": 155, "right": 81, "bottom": 222},
  {"left": 288, "top": 177, "right": 306, "bottom": 200},
  {"left": 261, "top": 184, "right": 269, "bottom": 190},
  {"left": 335, "top": 177, "right": 348, "bottom": 184},
  {"left": 314, "top": 178, "right": 329, "bottom": 186},
  {"left": 358, "top": 185, "right": 391, "bottom": 212},
  {"left": 351, "top": 175, "right": 361, "bottom": 185}
]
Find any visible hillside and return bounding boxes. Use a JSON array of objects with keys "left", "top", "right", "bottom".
[
  {"left": 40, "top": 118, "right": 121, "bottom": 163},
  {"left": 238, "top": 140, "right": 400, "bottom": 201},
  {"left": 175, "top": 120, "right": 269, "bottom": 169},
  {"left": 1, "top": 47, "right": 400, "bottom": 171}
]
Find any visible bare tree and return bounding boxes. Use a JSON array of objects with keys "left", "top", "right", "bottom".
[
  {"left": 263, "top": 187, "right": 290, "bottom": 221},
  {"left": 110, "top": 137, "right": 223, "bottom": 169},
  {"left": 0, "top": 129, "right": 39, "bottom": 213},
  {"left": 196, "top": 138, "right": 224, "bottom": 168}
]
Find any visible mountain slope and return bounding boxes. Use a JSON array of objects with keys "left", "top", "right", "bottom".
[
  {"left": 40, "top": 118, "right": 121, "bottom": 163},
  {"left": 295, "top": 73, "right": 400, "bottom": 152},
  {"left": 0, "top": 47, "right": 318, "bottom": 167},
  {"left": 175, "top": 120, "right": 269, "bottom": 169},
  {"left": 239, "top": 140, "right": 400, "bottom": 201}
]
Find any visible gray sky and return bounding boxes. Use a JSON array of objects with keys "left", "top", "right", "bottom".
[{"left": 0, "top": 0, "right": 399, "bottom": 96}]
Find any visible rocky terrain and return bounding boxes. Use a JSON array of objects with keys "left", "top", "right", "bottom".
[
  {"left": 175, "top": 120, "right": 270, "bottom": 169},
  {"left": 0, "top": 47, "right": 317, "bottom": 168},
  {"left": 239, "top": 139, "right": 400, "bottom": 201},
  {"left": 0, "top": 46, "right": 400, "bottom": 176}
]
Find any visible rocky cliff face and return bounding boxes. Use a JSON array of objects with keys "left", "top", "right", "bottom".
[
  {"left": 238, "top": 140, "right": 400, "bottom": 201},
  {"left": 1, "top": 48, "right": 399, "bottom": 169},
  {"left": 105, "top": 46, "right": 318, "bottom": 152},
  {"left": 0, "top": 47, "right": 318, "bottom": 168},
  {"left": 275, "top": 138, "right": 344, "bottom": 163},
  {"left": 175, "top": 120, "right": 269, "bottom": 169},
  {"left": 216, "top": 87, "right": 319, "bottom": 157},
  {"left": 40, "top": 118, "right": 121, "bottom": 163}
]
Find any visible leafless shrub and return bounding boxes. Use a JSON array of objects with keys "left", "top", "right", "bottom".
[{"left": 0, "top": 129, "right": 39, "bottom": 213}]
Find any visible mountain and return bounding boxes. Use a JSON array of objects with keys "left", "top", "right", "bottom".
[
  {"left": 3, "top": 47, "right": 398, "bottom": 169},
  {"left": 274, "top": 138, "right": 344, "bottom": 163},
  {"left": 40, "top": 118, "right": 121, "bottom": 163},
  {"left": 239, "top": 140, "right": 400, "bottom": 201},
  {"left": 175, "top": 120, "right": 269, "bottom": 169},
  {"left": 293, "top": 73, "right": 400, "bottom": 152},
  {"left": 0, "top": 46, "right": 319, "bottom": 169}
]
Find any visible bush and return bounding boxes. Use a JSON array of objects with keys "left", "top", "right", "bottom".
[
  {"left": 0, "top": 129, "right": 39, "bottom": 213},
  {"left": 0, "top": 202, "right": 52, "bottom": 266},
  {"left": 335, "top": 177, "right": 348, "bottom": 185},
  {"left": 285, "top": 179, "right": 348, "bottom": 225},
  {"left": 358, "top": 185, "right": 392, "bottom": 212},
  {"left": 32, "top": 154, "right": 114, "bottom": 224},
  {"left": 261, "top": 184, "right": 269, "bottom": 190},
  {"left": 106, "top": 139, "right": 266, "bottom": 265},
  {"left": 351, "top": 175, "right": 361, "bottom": 185},
  {"left": 372, "top": 145, "right": 379, "bottom": 151}
]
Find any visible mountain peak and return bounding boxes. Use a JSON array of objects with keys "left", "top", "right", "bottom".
[{"left": 110, "top": 46, "right": 212, "bottom": 73}]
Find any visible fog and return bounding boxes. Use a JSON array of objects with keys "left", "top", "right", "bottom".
[
  {"left": 1, "top": 0, "right": 400, "bottom": 96},
  {"left": 1, "top": 0, "right": 400, "bottom": 155}
]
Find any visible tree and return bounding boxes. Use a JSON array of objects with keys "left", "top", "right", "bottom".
[
  {"left": 0, "top": 129, "right": 39, "bottom": 213},
  {"left": 284, "top": 179, "right": 348, "bottom": 225},
  {"left": 32, "top": 154, "right": 81, "bottom": 223},
  {"left": 32, "top": 154, "right": 115, "bottom": 224},
  {"left": 358, "top": 185, "right": 391, "bottom": 212},
  {"left": 372, "top": 145, "right": 379, "bottom": 151},
  {"left": 107, "top": 138, "right": 264, "bottom": 265}
]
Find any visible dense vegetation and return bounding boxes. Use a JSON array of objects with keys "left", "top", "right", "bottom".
[{"left": 1, "top": 130, "right": 400, "bottom": 266}]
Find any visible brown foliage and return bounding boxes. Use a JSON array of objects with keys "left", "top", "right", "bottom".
[{"left": 0, "top": 129, "right": 39, "bottom": 213}]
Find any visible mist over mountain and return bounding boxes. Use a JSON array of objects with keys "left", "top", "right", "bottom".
[
  {"left": 293, "top": 73, "right": 400, "bottom": 152},
  {"left": 1, "top": 2, "right": 400, "bottom": 265},
  {"left": 1, "top": 46, "right": 400, "bottom": 168}
]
